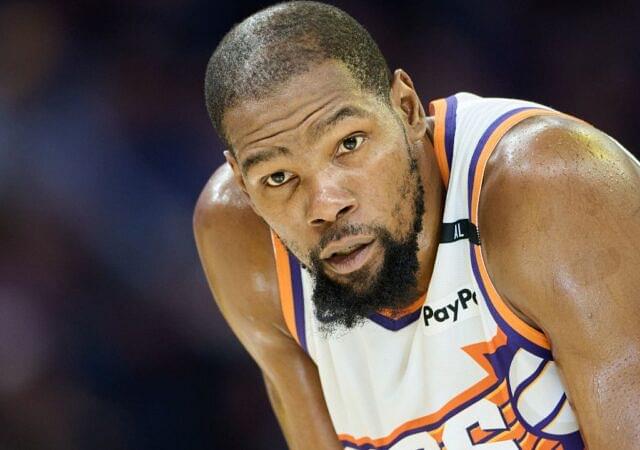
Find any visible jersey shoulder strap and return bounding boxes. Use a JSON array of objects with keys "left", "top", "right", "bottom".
[
  {"left": 271, "top": 232, "right": 308, "bottom": 352},
  {"left": 431, "top": 92, "right": 588, "bottom": 350}
]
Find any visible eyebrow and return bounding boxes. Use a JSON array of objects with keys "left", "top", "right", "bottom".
[
  {"left": 309, "top": 105, "right": 371, "bottom": 141},
  {"left": 241, "top": 146, "right": 291, "bottom": 175},
  {"left": 239, "top": 105, "right": 370, "bottom": 175}
]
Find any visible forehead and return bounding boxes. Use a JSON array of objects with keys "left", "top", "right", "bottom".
[{"left": 223, "top": 61, "right": 381, "bottom": 152}]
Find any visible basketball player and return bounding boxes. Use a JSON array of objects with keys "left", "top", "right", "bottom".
[{"left": 194, "top": 2, "right": 640, "bottom": 448}]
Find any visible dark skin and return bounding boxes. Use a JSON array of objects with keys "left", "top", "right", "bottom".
[
  {"left": 194, "top": 60, "right": 640, "bottom": 448},
  {"left": 221, "top": 62, "right": 442, "bottom": 294}
]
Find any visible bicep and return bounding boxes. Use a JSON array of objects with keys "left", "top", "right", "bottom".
[
  {"left": 481, "top": 118, "right": 640, "bottom": 447},
  {"left": 537, "top": 199, "right": 640, "bottom": 448}
]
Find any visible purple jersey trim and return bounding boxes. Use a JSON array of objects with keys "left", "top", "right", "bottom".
[
  {"left": 467, "top": 420, "right": 506, "bottom": 445},
  {"left": 466, "top": 106, "right": 535, "bottom": 217},
  {"left": 368, "top": 308, "right": 422, "bottom": 331},
  {"left": 532, "top": 393, "right": 567, "bottom": 433},
  {"left": 288, "top": 254, "right": 308, "bottom": 353},
  {"left": 512, "top": 360, "right": 549, "bottom": 401},
  {"left": 468, "top": 231, "right": 551, "bottom": 362},
  {"left": 444, "top": 95, "right": 458, "bottom": 171},
  {"left": 466, "top": 105, "right": 553, "bottom": 359},
  {"left": 469, "top": 241, "right": 556, "bottom": 363}
]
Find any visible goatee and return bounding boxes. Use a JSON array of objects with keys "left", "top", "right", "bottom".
[{"left": 309, "top": 157, "right": 426, "bottom": 334}]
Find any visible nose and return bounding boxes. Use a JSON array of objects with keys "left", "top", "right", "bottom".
[{"left": 306, "top": 178, "right": 357, "bottom": 227}]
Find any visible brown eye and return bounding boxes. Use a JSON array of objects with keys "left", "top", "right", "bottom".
[
  {"left": 265, "top": 171, "right": 294, "bottom": 187},
  {"left": 339, "top": 135, "right": 365, "bottom": 153}
]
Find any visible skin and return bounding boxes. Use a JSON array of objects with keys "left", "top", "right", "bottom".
[
  {"left": 221, "top": 62, "right": 442, "bottom": 294},
  {"left": 194, "top": 60, "right": 640, "bottom": 448},
  {"left": 480, "top": 116, "right": 640, "bottom": 447}
]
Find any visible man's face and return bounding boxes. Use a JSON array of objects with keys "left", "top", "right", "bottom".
[{"left": 224, "top": 61, "right": 426, "bottom": 330}]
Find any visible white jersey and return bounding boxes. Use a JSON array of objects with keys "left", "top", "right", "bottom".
[{"left": 271, "top": 93, "right": 585, "bottom": 449}]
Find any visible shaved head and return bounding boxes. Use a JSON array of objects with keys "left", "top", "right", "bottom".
[{"left": 204, "top": 1, "right": 391, "bottom": 147}]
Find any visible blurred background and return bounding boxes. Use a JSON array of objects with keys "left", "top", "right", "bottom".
[{"left": 0, "top": 0, "right": 638, "bottom": 448}]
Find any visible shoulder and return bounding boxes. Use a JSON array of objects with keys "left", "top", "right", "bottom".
[
  {"left": 479, "top": 114, "right": 640, "bottom": 325},
  {"left": 193, "top": 163, "right": 273, "bottom": 272},
  {"left": 481, "top": 113, "right": 635, "bottom": 194},
  {"left": 194, "top": 163, "right": 262, "bottom": 237},
  {"left": 194, "top": 164, "right": 294, "bottom": 358}
]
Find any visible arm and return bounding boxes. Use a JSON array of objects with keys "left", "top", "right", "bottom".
[
  {"left": 194, "top": 164, "right": 342, "bottom": 450},
  {"left": 480, "top": 115, "right": 640, "bottom": 448}
]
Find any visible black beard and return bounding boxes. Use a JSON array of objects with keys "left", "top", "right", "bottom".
[{"left": 308, "top": 157, "right": 426, "bottom": 334}]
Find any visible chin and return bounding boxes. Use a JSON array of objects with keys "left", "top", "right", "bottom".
[{"left": 323, "top": 261, "right": 382, "bottom": 291}]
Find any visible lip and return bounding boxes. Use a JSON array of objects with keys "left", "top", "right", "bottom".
[
  {"left": 322, "top": 238, "right": 377, "bottom": 275},
  {"left": 320, "top": 235, "right": 376, "bottom": 260}
]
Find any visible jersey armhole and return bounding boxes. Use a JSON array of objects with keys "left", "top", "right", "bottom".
[
  {"left": 270, "top": 231, "right": 308, "bottom": 352},
  {"left": 468, "top": 107, "right": 589, "bottom": 351}
]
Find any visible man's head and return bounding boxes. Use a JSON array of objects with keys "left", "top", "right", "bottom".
[
  {"left": 205, "top": 1, "right": 391, "bottom": 147},
  {"left": 205, "top": 2, "right": 436, "bottom": 331}
]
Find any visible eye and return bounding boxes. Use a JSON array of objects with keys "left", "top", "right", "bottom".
[
  {"left": 338, "top": 135, "right": 365, "bottom": 154},
  {"left": 264, "top": 171, "right": 295, "bottom": 187}
]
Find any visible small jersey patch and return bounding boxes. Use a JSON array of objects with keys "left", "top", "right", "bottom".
[{"left": 422, "top": 287, "right": 480, "bottom": 336}]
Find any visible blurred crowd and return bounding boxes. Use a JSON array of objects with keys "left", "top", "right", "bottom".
[{"left": 0, "top": 0, "right": 637, "bottom": 449}]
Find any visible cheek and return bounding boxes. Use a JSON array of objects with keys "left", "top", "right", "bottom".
[
  {"left": 274, "top": 231, "right": 314, "bottom": 266},
  {"left": 246, "top": 183, "right": 322, "bottom": 265},
  {"left": 253, "top": 202, "right": 314, "bottom": 262},
  {"left": 248, "top": 184, "right": 301, "bottom": 227},
  {"left": 357, "top": 147, "right": 414, "bottom": 229}
]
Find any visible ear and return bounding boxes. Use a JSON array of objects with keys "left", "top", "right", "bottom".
[{"left": 389, "top": 69, "right": 427, "bottom": 143}]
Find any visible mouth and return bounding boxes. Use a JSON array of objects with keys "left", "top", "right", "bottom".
[{"left": 321, "top": 238, "right": 377, "bottom": 275}]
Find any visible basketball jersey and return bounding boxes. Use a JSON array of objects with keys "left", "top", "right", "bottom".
[{"left": 271, "top": 93, "right": 586, "bottom": 449}]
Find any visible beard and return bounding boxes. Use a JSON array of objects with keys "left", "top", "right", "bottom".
[{"left": 308, "top": 154, "right": 426, "bottom": 334}]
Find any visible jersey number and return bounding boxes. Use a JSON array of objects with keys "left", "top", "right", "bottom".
[{"left": 389, "top": 399, "right": 517, "bottom": 450}]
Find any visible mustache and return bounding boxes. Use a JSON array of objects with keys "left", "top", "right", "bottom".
[{"left": 315, "top": 223, "right": 381, "bottom": 257}]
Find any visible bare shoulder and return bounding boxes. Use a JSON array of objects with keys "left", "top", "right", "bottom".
[
  {"left": 194, "top": 163, "right": 264, "bottom": 241},
  {"left": 482, "top": 114, "right": 637, "bottom": 194},
  {"left": 194, "top": 164, "right": 295, "bottom": 364},
  {"left": 479, "top": 113, "right": 640, "bottom": 326},
  {"left": 193, "top": 163, "right": 275, "bottom": 288}
]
